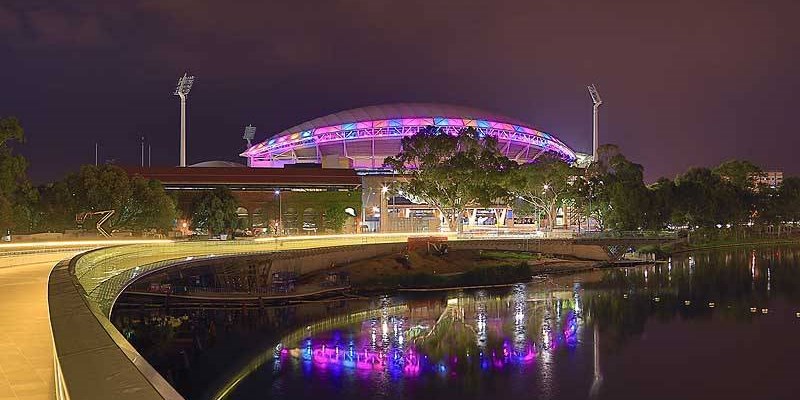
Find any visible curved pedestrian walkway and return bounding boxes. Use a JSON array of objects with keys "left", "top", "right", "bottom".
[{"left": 0, "top": 252, "right": 79, "bottom": 400}]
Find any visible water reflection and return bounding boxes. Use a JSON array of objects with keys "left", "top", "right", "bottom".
[
  {"left": 274, "top": 285, "right": 576, "bottom": 381},
  {"left": 112, "top": 245, "right": 800, "bottom": 400}
]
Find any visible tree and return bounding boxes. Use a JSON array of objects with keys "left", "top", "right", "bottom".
[
  {"left": 71, "top": 165, "right": 134, "bottom": 220},
  {"left": 37, "top": 182, "right": 78, "bottom": 232},
  {"left": 713, "top": 160, "right": 762, "bottom": 191},
  {"left": 384, "top": 126, "right": 517, "bottom": 232},
  {"left": 323, "top": 204, "right": 349, "bottom": 233},
  {"left": 0, "top": 194, "right": 13, "bottom": 234},
  {"left": 647, "top": 178, "right": 676, "bottom": 229},
  {"left": 11, "top": 182, "right": 40, "bottom": 233},
  {"left": 510, "top": 154, "right": 577, "bottom": 229},
  {"left": 123, "top": 176, "right": 177, "bottom": 232},
  {"left": 764, "top": 177, "right": 800, "bottom": 227},
  {"left": 579, "top": 145, "right": 651, "bottom": 231},
  {"left": 38, "top": 165, "right": 177, "bottom": 233},
  {"left": 0, "top": 116, "right": 27, "bottom": 196},
  {"left": 570, "top": 175, "right": 610, "bottom": 230},
  {"left": 672, "top": 167, "right": 738, "bottom": 228},
  {"left": 0, "top": 116, "right": 34, "bottom": 233},
  {"left": 712, "top": 159, "right": 763, "bottom": 227},
  {"left": 190, "top": 187, "right": 239, "bottom": 235}
]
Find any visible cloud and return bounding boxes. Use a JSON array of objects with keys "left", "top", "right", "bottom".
[
  {"left": 0, "top": 3, "right": 112, "bottom": 48},
  {"left": 0, "top": 6, "right": 22, "bottom": 34},
  {"left": 25, "top": 8, "right": 110, "bottom": 47}
]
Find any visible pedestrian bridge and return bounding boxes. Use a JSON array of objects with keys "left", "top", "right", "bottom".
[{"left": 46, "top": 232, "right": 679, "bottom": 399}]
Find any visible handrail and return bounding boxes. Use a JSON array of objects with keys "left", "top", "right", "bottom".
[
  {"left": 49, "top": 234, "right": 436, "bottom": 399},
  {"left": 48, "top": 232, "right": 679, "bottom": 399},
  {"left": 577, "top": 230, "right": 678, "bottom": 239},
  {"left": 49, "top": 259, "right": 183, "bottom": 400}
]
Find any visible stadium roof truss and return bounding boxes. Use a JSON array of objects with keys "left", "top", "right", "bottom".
[{"left": 241, "top": 117, "right": 577, "bottom": 169}]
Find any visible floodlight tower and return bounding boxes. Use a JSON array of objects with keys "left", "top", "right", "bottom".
[
  {"left": 243, "top": 125, "right": 256, "bottom": 148},
  {"left": 587, "top": 83, "right": 603, "bottom": 161},
  {"left": 174, "top": 73, "right": 195, "bottom": 167}
]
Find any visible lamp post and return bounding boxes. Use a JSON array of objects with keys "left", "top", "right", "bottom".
[
  {"left": 380, "top": 185, "right": 389, "bottom": 233},
  {"left": 517, "top": 196, "right": 542, "bottom": 232},
  {"left": 584, "top": 179, "right": 603, "bottom": 233},
  {"left": 274, "top": 189, "right": 282, "bottom": 236},
  {"left": 362, "top": 189, "right": 375, "bottom": 233},
  {"left": 582, "top": 179, "right": 591, "bottom": 233}
]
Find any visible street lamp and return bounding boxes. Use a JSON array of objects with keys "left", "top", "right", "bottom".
[
  {"left": 380, "top": 185, "right": 389, "bottom": 233},
  {"left": 517, "top": 195, "right": 543, "bottom": 231},
  {"left": 585, "top": 179, "right": 604, "bottom": 232},
  {"left": 274, "top": 189, "right": 282, "bottom": 236}
]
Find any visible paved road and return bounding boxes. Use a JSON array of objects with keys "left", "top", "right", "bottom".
[{"left": 0, "top": 252, "right": 79, "bottom": 400}]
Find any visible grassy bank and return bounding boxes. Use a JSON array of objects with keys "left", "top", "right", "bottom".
[{"left": 337, "top": 249, "right": 596, "bottom": 292}]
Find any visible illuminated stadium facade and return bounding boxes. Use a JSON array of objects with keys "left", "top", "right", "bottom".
[{"left": 241, "top": 103, "right": 577, "bottom": 170}]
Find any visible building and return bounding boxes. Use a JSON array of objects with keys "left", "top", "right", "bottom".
[
  {"left": 128, "top": 103, "right": 580, "bottom": 235},
  {"left": 240, "top": 103, "right": 580, "bottom": 233},
  {"left": 241, "top": 103, "right": 577, "bottom": 170},
  {"left": 755, "top": 171, "right": 783, "bottom": 188},
  {"left": 125, "top": 162, "right": 362, "bottom": 235}
]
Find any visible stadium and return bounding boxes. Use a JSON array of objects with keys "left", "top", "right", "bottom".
[
  {"left": 241, "top": 103, "right": 578, "bottom": 169},
  {"left": 131, "top": 103, "right": 582, "bottom": 234}
]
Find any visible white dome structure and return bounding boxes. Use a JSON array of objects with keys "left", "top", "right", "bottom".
[
  {"left": 189, "top": 160, "right": 248, "bottom": 168},
  {"left": 241, "top": 103, "right": 576, "bottom": 169}
]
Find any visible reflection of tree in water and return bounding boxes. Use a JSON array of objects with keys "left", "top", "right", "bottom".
[
  {"left": 583, "top": 246, "right": 800, "bottom": 349},
  {"left": 415, "top": 312, "right": 479, "bottom": 364},
  {"left": 114, "top": 245, "right": 800, "bottom": 399},
  {"left": 121, "top": 313, "right": 184, "bottom": 362},
  {"left": 411, "top": 287, "right": 570, "bottom": 370},
  {"left": 112, "top": 299, "right": 365, "bottom": 398}
]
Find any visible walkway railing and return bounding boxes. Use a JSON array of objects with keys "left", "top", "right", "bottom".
[
  {"left": 577, "top": 230, "right": 678, "bottom": 239},
  {"left": 49, "top": 231, "right": 679, "bottom": 399},
  {"left": 49, "top": 233, "right": 444, "bottom": 399}
]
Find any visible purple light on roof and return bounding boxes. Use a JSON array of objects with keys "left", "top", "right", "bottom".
[{"left": 241, "top": 104, "right": 578, "bottom": 165}]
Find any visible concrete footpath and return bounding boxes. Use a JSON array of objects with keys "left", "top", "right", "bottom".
[{"left": 0, "top": 252, "right": 78, "bottom": 400}]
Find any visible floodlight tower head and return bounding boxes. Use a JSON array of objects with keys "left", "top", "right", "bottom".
[
  {"left": 588, "top": 84, "right": 602, "bottom": 107},
  {"left": 243, "top": 125, "right": 256, "bottom": 147},
  {"left": 587, "top": 83, "right": 603, "bottom": 161},
  {"left": 174, "top": 73, "right": 195, "bottom": 98},
  {"left": 175, "top": 72, "right": 195, "bottom": 167}
]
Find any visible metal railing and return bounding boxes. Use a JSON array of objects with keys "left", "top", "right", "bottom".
[
  {"left": 52, "top": 233, "right": 449, "bottom": 399},
  {"left": 54, "top": 230, "right": 668, "bottom": 399},
  {"left": 577, "top": 230, "right": 678, "bottom": 239},
  {"left": 136, "top": 283, "right": 351, "bottom": 298}
]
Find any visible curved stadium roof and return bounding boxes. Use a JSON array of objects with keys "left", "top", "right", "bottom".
[
  {"left": 242, "top": 103, "right": 576, "bottom": 169},
  {"left": 276, "top": 103, "right": 533, "bottom": 136}
]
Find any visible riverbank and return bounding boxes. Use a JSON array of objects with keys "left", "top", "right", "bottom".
[
  {"left": 667, "top": 237, "right": 800, "bottom": 254},
  {"left": 314, "top": 249, "right": 599, "bottom": 292}
]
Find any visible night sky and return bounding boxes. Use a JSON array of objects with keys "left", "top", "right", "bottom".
[{"left": 2, "top": 1, "right": 798, "bottom": 183}]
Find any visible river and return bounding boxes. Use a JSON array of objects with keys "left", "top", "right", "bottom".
[{"left": 112, "top": 245, "right": 800, "bottom": 400}]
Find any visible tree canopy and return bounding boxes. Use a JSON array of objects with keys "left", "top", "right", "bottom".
[
  {"left": 37, "top": 165, "right": 177, "bottom": 233},
  {"left": 384, "top": 126, "right": 517, "bottom": 231},
  {"left": 0, "top": 116, "right": 35, "bottom": 233},
  {"left": 575, "top": 145, "right": 653, "bottom": 231},
  {"left": 510, "top": 154, "right": 577, "bottom": 228},
  {"left": 0, "top": 116, "right": 27, "bottom": 196},
  {"left": 189, "top": 187, "right": 239, "bottom": 235}
]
